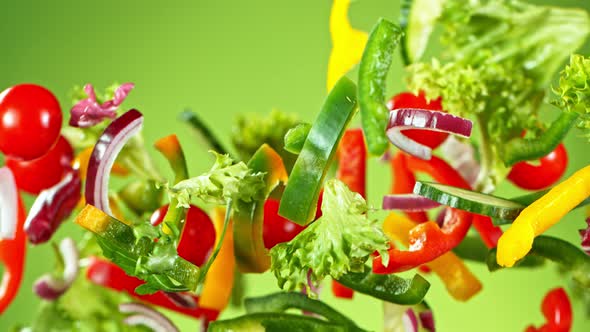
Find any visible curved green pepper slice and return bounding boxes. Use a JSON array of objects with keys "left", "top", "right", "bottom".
[
  {"left": 358, "top": 18, "right": 403, "bottom": 156},
  {"left": 279, "top": 76, "right": 357, "bottom": 225},
  {"left": 209, "top": 313, "right": 349, "bottom": 332}
]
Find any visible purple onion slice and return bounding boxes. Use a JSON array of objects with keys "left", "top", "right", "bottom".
[
  {"left": 382, "top": 194, "right": 441, "bottom": 211},
  {"left": 0, "top": 167, "right": 18, "bottom": 240},
  {"left": 419, "top": 310, "right": 436, "bottom": 332},
  {"left": 85, "top": 109, "right": 143, "bottom": 216},
  {"left": 387, "top": 108, "right": 472, "bottom": 160},
  {"left": 120, "top": 302, "right": 179, "bottom": 332},
  {"left": 33, "top": 237, "right": 79, "bottom": 300},
  {"left": 402, "top": 308, "right": 419, "bottom": 332}
]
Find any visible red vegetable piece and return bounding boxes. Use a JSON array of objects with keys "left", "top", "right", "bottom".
[
  {"left": 0, "top": 84, "right": 62, "bottom": 160},
  {"left": 7, "top": 136, "right": 74, "bottom": 194},
  {"left": 508, "top": 143, "right": 568, "bottom": 190},
  {"left": 263, "top": 199, "right": 305, "bottom": 250}
]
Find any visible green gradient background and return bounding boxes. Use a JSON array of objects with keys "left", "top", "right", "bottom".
[{"left": 1, "top": 0, "right": 590, "bottom": 331}]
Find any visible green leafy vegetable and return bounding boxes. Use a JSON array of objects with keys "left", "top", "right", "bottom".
[
  {"left": 270, "top": 179, "right": 390, "bottom": 291},
  {"left": 553, "top": 54, "right": 590, "bottom": 134}
]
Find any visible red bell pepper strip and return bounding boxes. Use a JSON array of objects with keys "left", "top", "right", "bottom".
[
  {"left": 406, "top": 154, "right": 503, "bottom": 248},
  {"left": 373, "top": 208, "right": 472, "bottom": 273},
  {"left": 0, "top": 195, "right": 26, "bottom": 315},
  {"left": 86, "top": 257, "right": 219, "bottom": 321},
  {"left": 525, "top": 288, "right": 572, "bottom": 332},
  {"left": 332, "top": 129, "right": 366, "bottom": 299},
  {"left": 391, "top": 152, "right": 428, "bottom": 223}
]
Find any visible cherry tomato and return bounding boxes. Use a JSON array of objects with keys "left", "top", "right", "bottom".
[
  {"left": 263, "top": 199, "right": 306, "bottom": 249},
  {"left": 387, "top": 92, "right": 449, "bottom": 149},
  {"left": 150, "top": 205, "right": 216, "bottom": 267},
  {"left": 6, "top": 136, "right": 73, "bottom": 194},
  {"left": 0, "top": 84, "right": 62, "bottom": 160},
  {"left": 507, "top": 143, "right": 568, "bottom": 190}
]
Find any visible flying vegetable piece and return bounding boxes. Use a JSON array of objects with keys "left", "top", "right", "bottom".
[
  {"left": 209, "top": 313, "right": 352, "bottom": 332},
  {"left": 179, "top": 110, "right": 231, "bottom": 156},
  {"left": 233, "top": 144, "right": 288, "bottom": 272},
  {"left": 525, "top": 288, "right": 572, "bottom": 332},
  {"left": 326, "top": 0, "right": 368, "bottom": 91},
  {"left": 382, "top": 213, "right": 482, "bottom": 301},
  {"left": 271, "top": 179, "right": 390, "bottom": 291},
  {"left": 358, "top": 18, "right": 403, "bottom": 156},
  {"left": 284, "top": 123, "right": 311, "bottom": 155},
  {"left": 279, "top": 76, "right": 357, "bottom": 225},
  {"left": 69, "top": 83, "right": 134, "bottom": 128},
  {"left": 497, "top": 165, "right": 590, "bottom": 267}
]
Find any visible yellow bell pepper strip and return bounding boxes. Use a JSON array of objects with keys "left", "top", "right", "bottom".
[
  {"left": 358, "top": 18, "right": 403, "bottom": 156},
  {"left": 199, "top": 207, "right": 235, "bottom": 311},
  {"left": 326, "top": 0, "right": 368, "bottom": 91},
  {"left": 154, "top": 134, "right": 189, "bottom": 234},
  {"left": 279, "top": 76, "right": 357, "bottom": 225},
  {"left": 234, "top": 144, "right": 288, "bottom": 272},
  {"left": 497, "top": 165, "right": 590, "bottom": 267},
  {"left": 382, "top": 213, "right": 482, "bottom": 301}
]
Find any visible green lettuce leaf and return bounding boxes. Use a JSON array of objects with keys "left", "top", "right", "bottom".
[
  {"left": 269, "top": 179, "right": 390, "bottom": 291},
  {"left": 552, "top": 54, "right": 590, "bottom": 133}
]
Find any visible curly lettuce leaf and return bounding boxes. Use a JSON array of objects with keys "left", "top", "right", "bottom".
[
  {"left": 552, "top": 54, "right": 590, "bottom": 131},
  {"left": 168, "top": 151, "right": 266, "bottom": 208},
  {"left": 270, "top": 179, "right": 390, "bottom": 291}
]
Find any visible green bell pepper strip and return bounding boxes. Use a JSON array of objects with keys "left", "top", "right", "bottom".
[
  {"left": 502, "top": 112, "right": 579, "bottom": 166},
  {"left": 154, "top": 134, "right": 189, "bottom": 232},
  {"left": 453, "top": 235, "right": 545, "bottom": 268},
  {"left": 234, "top": 144, "right": 288, "bottom": 272},
  {"left": 245, "top": 292, "right": 364, "bottom": 331},
  {"left": 178, "top": 109, "right": 231, "bottom": 156},
  {"left": 209, "top": 313, "right": 350, "bottom": 332},
  {"left": 336, "top": 268, "right": 430, "bottom": 305},
  {"left": 284, "top": 123, "right": 311, "bottom": 155},
  {"left": 358, "top": 18, "right": 403, "bottom": 156},
  {"left": 279, "top": 76, "right": 357, "bottom": 225},
  {"left": 486, "top": 236, "right": 590, "bottom": 278},
  {"left": 117, "top": 180, "right": 163, "bottom": 216}
]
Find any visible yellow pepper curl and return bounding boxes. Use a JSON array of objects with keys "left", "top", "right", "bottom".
[
  {"left": 326, "top": 0, "right": 368, "bottom": 91},
  {"left": 497, "top": 165, "right": 590, "bottom": 267},
  {"left": 382, "top": 213, "right": 482, "bottom": 301}
]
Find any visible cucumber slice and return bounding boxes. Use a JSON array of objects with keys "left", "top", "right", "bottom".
[
  {"left": 400, "top": 0, "right": 446, "bottom": 65},
  {"left": 413, "top": 181, "right": 525, "bottom": 221}
]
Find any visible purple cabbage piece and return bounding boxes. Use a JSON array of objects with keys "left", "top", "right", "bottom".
[
  {"left": 580, "top": 218, "right": 590, "bottom": 255},
  {"left": 69, "top": 83, "right": 134, "bottom": 128}
]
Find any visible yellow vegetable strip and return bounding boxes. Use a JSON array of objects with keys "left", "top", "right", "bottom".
[
  {"left": 497, "top": 165, "right": 590, "bottom": 267},
  {"left": 383, "top": 213, "right": 482, "bottom": 301}
]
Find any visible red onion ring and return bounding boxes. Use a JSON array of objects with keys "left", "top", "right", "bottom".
[
  {"left": 402, "top": 308, "right": 419, "bottom": 332},
  {"left": 419, "top": 310, "right": 436, "bottom": 332},
  {"left": 0, "top": 167, "right": 18, "bottom": 240},
  {"left": 164, "top": 292, "right": 197, "bottom": 309},
  {"left": 382, "top": 194, "right": 441, "bottom": 211},
  {"left": 386, "top": 108, "right": 472, "bottom": 160},
  {"left": 33, "top": 237, "right": 79, "bottom": 300},
  {"left": 120, "top": 302, "right": 179, "bottom": 332},
  {"left": 85, "top": 109, "right": 143, "bottom": 216},
  {"left": 441, "top": 137, "right": 480, "bottom": 187}
]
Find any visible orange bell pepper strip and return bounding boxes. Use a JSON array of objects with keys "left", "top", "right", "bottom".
[
  {"left": 332, "top": 128, "right": 366, "bottom": 299},
  {"left": 382, "top": 213, "right": 482, "bottom": 301},
  {"left": 0, "top": 195, "right": 27, "bottom": 315},
  {"left": 326, "top": 0, "right": 368, "bottom": 91},
  {"left": 199, "top": 207, "right": 235, "bottom": 311}
]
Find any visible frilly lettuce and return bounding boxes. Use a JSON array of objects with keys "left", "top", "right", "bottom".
[
  {"left": 168, "top": 151, "right": 266, "bottom": 208},
  {"left": 269, "top": 179, "right": 390, "bottom": 292},
  {"left": 553, "top": 54, "right": 590, "bottom": 129}
]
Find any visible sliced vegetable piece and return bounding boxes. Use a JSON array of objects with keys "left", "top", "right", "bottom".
[
  {"left": 119, "top": 302, "right": 180, "bottom": 332},
  {"left": 284, "top": 123, "right": 311, "bottom": 155},
  {"left": 387, "top": 108, "right": 472, "bottom": 160},
  {"left": 279, "top": 76, "right": 357, "bottom": 224},
  {"left": 0, "top": 167, "right": 19, "bottom": 239},
  {"left": 358, "top": 18, "right": 403, "bottom": 156},
  {"left": 234, "top": 144, "right": 288, "bottom": 272},
  {"left": 326, "top": 0, "right": 368, "bottom": 91},
  {"left": 390, "top": 152, "right": 427, "bottom": 222},
  {"left": 507, "top": 143, "right": 568, "bottom": 191},
  {"left": 525, "top": 288, "right": 572, "bottom": 332},
  {"left": 179, "top": 110, "right": 230, "bottom": 156},
  {"left": 382, "top": 194, "right": 440, "bottom": 211},
  {"left": 33, "top": 238, "right": 79, "bottom": 300},
  {"left": 0, "top": 192, "right": 26, "bottom": 315},
  {"left": 69, "top": 83, "right": 134, "bottom": 128},
  {"left": 414, "top": 181, "right": 525, "bottom": 221},
  {"left": 580, "top": 218, "right": 590, "bottom": 255},
  {"left": 336, "top": 269, "right": 430, "bottom": 305},
  {"left": 209, "top": 313, "right": 351, "bottom": 332},
  {"left": 200, "top": 207, "right": 235, "bottom": 311},
  {"left": 25, "top": 168, "right": 82, "bottom": 244},
  {"left": 497, "top": 165, "right": 590, "bottom": 267},
  {"left": 382, "top": 212, "right": 481, "bottom": 301},
  {"left": 85, "top": 109, "right": 144, "bottom": 216},
  {"left": 399, "top": 0, "right": 445, "bottom": 65}
]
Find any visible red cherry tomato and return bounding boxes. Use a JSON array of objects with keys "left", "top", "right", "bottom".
[
  {"left": 387, "top": 92, "right": 449, "bottom": 149},
  {"left": 0, "top": 84, "right": 62, "bottom": 160},
  {"left": 150, "top": 205, "right": 216, "bottom": 267},
  {"left": 507, "top": 143, "right": 568, "bottom": 191},
  {"left": 263, "top": 199, "right": 306, "bottom": 249},
  {"left": 6, "top": 136, "right": 73, "bottom": 194}
]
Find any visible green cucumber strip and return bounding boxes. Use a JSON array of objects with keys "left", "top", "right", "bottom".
[
  {"left": 413, "top": 181, "right": 525, "bottom": 220},
  {"left": 400, "top": 0, "right": 446, "bottom": 65},
  {"left": 278, "top": 76, "right": 357, "bottom": 225}
]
